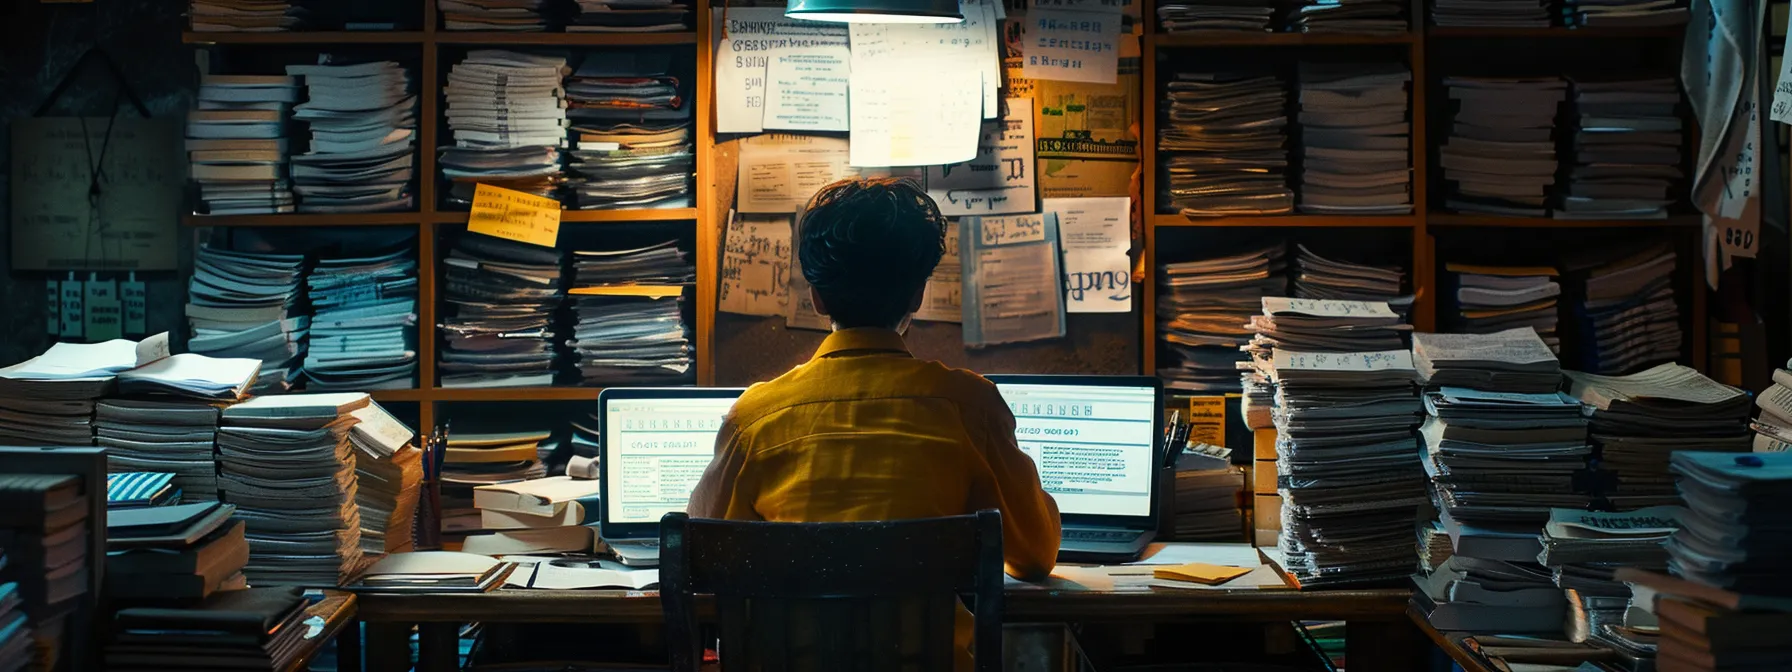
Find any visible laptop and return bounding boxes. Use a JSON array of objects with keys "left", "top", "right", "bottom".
[
  {"left": 986, "top": 374, "right": 1165, "bottom": 563},
  {"left": 596, "top": 387, "right": 744, "bottom": 567}
]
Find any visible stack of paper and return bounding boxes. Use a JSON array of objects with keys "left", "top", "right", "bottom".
[
  {"left": 1440, "top": 77, "right": 1567, "bottom": 217},
  {"left": 1663, "top": 450, "right": 1792, "bottom": 601},
  {"left": 440, "top": 234, "right": 565, "bottom": 388},
  {"left": 0, "top": 577, "right": 28, "bottom": 670},
  {"left": 1295, "top": 63, "right": 1412, "bottom": 215},
  {"left": 462, "top": 476, "right": 601, "bottom": 555},
  {"left": 1415, "top": 556, "right": 1566, "bottom": 632},
  {"left": 1430, "top": 0, "right": 1550, "bottom": 25},
  {"left": 439, "top": 0, "right": 548, "bottom": 30},
  {"left": 1291, "top": 245, "right": 1410, "bottom": 319},
  {"left": 287, "top": 61, "right": 417, "bottom": 214},
  {"left": 1160, "top": 72, "right": 1293, "bottom": 218},
  {"left": 189, "top": 0, "right": 305, "bottom": 31},
  {"left": 106, "top": 502, "right": 246, "bottom": 602},
  {"left": 1568, "top": 364, "right": 1752, "bottom": 511},
  {"left": 217, "top": 393, "right": 371, "bottom": 586},
  {"left": 304, "top": 241, "right": 419, "bottom": 391},
  {"left": 1558, "top": 77, "right": 1682, "bottom": 219},
  {"left": 188, "top": 74, "right": 300, "bottom": 215},
  {"left": 1155, "top": 242, "right": 1287, "bottom": 393},
  {"left": 106, "top": 587, "right": 315, "bottom": 670},
  {"left": 188, "top": 243, "right": 308, "bottom": 393},
  {"left": 97, "top": 400, "right": 224, "bottom": 502},
  {"left": 441, "top": 51, "right": 568, "bottom": 205},
  {"left": 1752, "top": 359, "right": 1792, "bottom": 453},
  {"left": 1564, "top": 0, "right": 1689, "bottom": 25},
  {"left": 1246, "top": 297, "right": 1410, "bottom": 354},
  {"left": 1539, "top": 506, "right": 1679, "bottom": 598},
  {"left": 0, "top": 335, "right": 168, "bottom": 446},
  {"left": 570, "top": 0, "right": 691, "bottom": 31},
  {"left": 441, "top": 429, "right": 553, "bottom": 537},
  {"left": 1420, "top": 384, "right": 1589, "bottom": 538},
  {"left": 346, "top": 403, "right": 423, "bottom": 555},
  {"left": 1172, "top": 461, "right": 1245, "bottom": 541},
  {"left": 0, "top": 473, "right": 92, "bottom": 649},
  {"left": 565, "top": 239, "right": 694, "bottom": 385},
  {"left": 1419, "top": 521, "right": 1453, "bottom": 572},
  {"left": 1412, "top": 327, "right": 1565, "bottom": 393},
  {"left": 1440, "top": 263, "right": 1562, "bottom": 353},
  {"left": 1155, "top": 0, "right": 1274, "bottom": 31},
  {"left": 1563, "top": 241, "right": 1680, "bottom": 374},
  {"left": 563, "top": 51, "right": 691, "bottom": 210},
  {"left": 1287, "top": 0, "right": 1407, "bottom": 33},
  {"left": 117, "top": 353, "right": 260, "bottom": 401}
]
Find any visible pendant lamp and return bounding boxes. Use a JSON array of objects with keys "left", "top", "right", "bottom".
[{"left": 784, "top": 0, "right": 963, "bottom": 23}]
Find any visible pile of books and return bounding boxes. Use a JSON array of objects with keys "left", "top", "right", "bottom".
[
  {"left": 287, "top": 61, "right": 418, "bottom": 213},
  {"left": 1440, "top": 262, "right": 1562, "bottom": 353},
  {"left": 1170, "top": 448, "right": 1244, "bottom": 541},
  {"left": 1750, "top": 359, "right": 1792, "bottom": 453},
  {"left": 564, "top": 53, "right": 694, "bottom": 210},
  {"left": 0, "top": 335, "right": 170, "bottom": 446},
  {"left": 1567, "top": 364, "right": 1752, "bottom": 510},
  {"left": 189, "top": 0, "right": 305, "bottom": 31},
  {"left": 304, "top": 240, "right": 419, "bottom": 391},
  {"left": 1156, "top": 242, "right": 1287, "bottom": 394},
  {"left": 439, "top": 0, "right": 549, "bottom": 30},
  {"left": 188, "top": 242, "right": 309, "bottom": 393},
  {"left": 188, "top": 73, "right": 300, "bottom": 215},
  {"left": 567, "top": 239, "right": 695, "bottom": 385},
  {"left": 1160, "top": 72, "right": 1293, "bottom": 217},
  {"left": 1559, "top": 77, "right": 1683, "bottom": 219},
  {"left": 1295, "top": 63, "right": 1411, "bottom": 215},
  {"left": 1155, "top": 0, "right": 1273, "bottom": 30},
  {"left": 461, "top": 476, "right": 601, "bottom": 556},
  {"left": 218, "top": 393, "right": 370, "bottom": 586},
  {"left": 1286, "top": 0, "right": 1406, "bottom": 33},
  {"left": 1563, "top": 241, "right": 1681, "bottom": 375},
  {"left": 1430, "top": 0, "right": 1550, "bottom": 25},
  {"left": 106, "top": 587, "right": 318, "bottom": 670},
  {"left": 570, "top": 0, "right": 691, "bottom": 31},
  {"left": 99, "top": 354, "right": 259, "bottom": 502},
  {"left": 341, "top": 402, "right": 424, "bottom": 555},
  {"left": 441, "top": 51, "right": 568, "bottom": 205},
  {"left": 1290, "top": 245, "right": 1410, "bottom": 318},
  {"left": 440, "top": 429, "right": 553, "bottom": 538},
  {"left": 440, "top": 234, "right": 565, "bottom": 389},
  {"left": 0, "top": 473, "right": 92, "bottom": 669},
  {"left": 105, "top": 501, "right": 246, "bottom": 603},
  {"left": 1440, "top": 77, "right": 1567, "bottom": 217}
]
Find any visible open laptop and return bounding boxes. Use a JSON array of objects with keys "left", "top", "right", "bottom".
[
  {"left": 597, "top": 387, "right": 743, "bottom": 567},
  {"left": 986, "top": 374, "right": 1164, "bottom": 563}
]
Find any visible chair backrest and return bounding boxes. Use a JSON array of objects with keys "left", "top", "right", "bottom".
[{"left": 659, "top": 509, "right": 1005, "bottom": 672}]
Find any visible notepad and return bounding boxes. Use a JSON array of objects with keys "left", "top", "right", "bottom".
[{"left": 1152, "top": 563, "right": 1254, "bottom": 586}]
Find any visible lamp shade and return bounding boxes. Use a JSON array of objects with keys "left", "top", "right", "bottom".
[{"left": 785, "top": 0, "right": 963, "bottom": 23}]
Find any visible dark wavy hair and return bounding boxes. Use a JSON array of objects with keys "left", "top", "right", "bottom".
[{"left": 797, "top": 178, "right": 948, "bottom": 329}]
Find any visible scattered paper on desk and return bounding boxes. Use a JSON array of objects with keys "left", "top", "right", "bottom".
[
  {"left": 1131, "top": 542, "right": 1260, "bottom": 567},
  {"left": 764, "top": 45, "right": 851, "bottom": 132},
  {"left": 720, "top": 211, "right": 793, "bottom": 317},
  {"left": 1049, "top": 196, "right": 1131, "bottom": 313},
  {"left": 469, "top": 183, "right": 561, "bottom": 248},
  {"left": 928, "top": 98, "right": 1037, "bottom": 217},
  {"left": 1023, "top": 7, "right": 1123, "bottom": 84},
  {"left": 712, "top": 8, "right": 849, "bottom": 134},
  {"left": 962, "top": 212, "right": 1066, "bottom": 347},
  {"left": 915, "top": 221, "right": 963, "bottom": 323},
  {"left": 1153, "top": 562, "right": 1253, "bottom": 585},
  {"left": 737, "top": 135, "right": 852, "bottom": 213},
  {"left": 849, "top": 68, "right": 982, "bottom": 167}
]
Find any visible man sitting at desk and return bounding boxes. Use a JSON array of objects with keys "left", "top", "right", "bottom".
[{"left": 688, "top": 177, "right": 1062, "bottom": 583}]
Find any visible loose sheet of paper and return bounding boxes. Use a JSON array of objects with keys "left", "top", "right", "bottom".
[
  {"left": 849, "top": 0, "right": 1002, "bottom": 118},
  {"left": 736, "top": 135, "right": 852, "bottom": 213},
  {"left": 1130, "top": 542, "right": 1261, "bottom": 567},
  {"left": 763, "top": 45, "right": 851, "bottom": 132},
  {"left": 927, "top": 98, "right": 1038, "bottom": 216},
  {"left": 719, "top": 211, "right": 793, "bottom": 317},
  {"left": 962, "top": 213, "right": 1066, "bottom": 347},
  {"left": 1049, "top": 196, "right": 1131, "bottom": 313},
  {"left": 1022, "top": 8, "right": 1123, "bottom": 84},
  {"left": 915, "top": 221, "right": 963, "bottom": 323},
  {"left": 712, "top": 8, "right": 850, "bottom": 134},
  {"left": 849, "top": 67, "right": 982, "bottom": 167},
  {"left": 469, "top": 183, "right": 562, "bottom": 248}
]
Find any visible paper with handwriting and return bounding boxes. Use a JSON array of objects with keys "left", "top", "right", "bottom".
[
  {"left": 927, "top": 98, "right": 1037, "bottom": 216},
  {"left": 719, "top": 211, "right": 792, "bottom": 317}
]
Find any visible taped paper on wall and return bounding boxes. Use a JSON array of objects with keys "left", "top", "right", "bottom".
[
  {"left": 927, "top": 98, "right": 1038, "bottom": 217},
  {"left": 962, "top": 212, "right": 1067, "bottom": 346},
  {"left": 719, "top": 211, "right": 793, "bottom": 317}
]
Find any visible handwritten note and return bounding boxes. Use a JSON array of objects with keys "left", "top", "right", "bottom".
[
  {"left": 1774, "top": 31, "right": 1792, "bottom": 124},
  {"left": 712, "top": 8, "right": 850, "bottom": 134},
  {"left": 764, "top": 45, "right": 851, "bottom": 132},
  {"left": 1049, "top": 197, "right": 1130, "bottom": 313},
  {"left": 121, "top": 274, "right": 147, "bottom": 336},
  {"left": 469, "top": 183, "right": 562, "bottom": 248},
  {"left": 849, "top": 67, "right": 983, "bottom": 167},
  {"left": 737, "top": 134, "right": 853, "bottom": 213},
  {"left": 915, "top": 221, "right": 963, "bottom": 323},
  {"left": 962, "top": 212, "right": 1065, "bottom": 347},
  {"left": 849, "top": 0, "right": 1002, "bottom": 118},
  {"left": 1261, "top": 297, "right": 1397, "bottom": 319},
  {"left": 1186, "top": 396, "right": 1225, "bottom": 448},
  {"left": 927, "top": 98, "right": 1037, "bottom": 216},
  {"left": 84, "top": 276, "right": 122, "bottom": 342},
  {"left": 719, "top": 211, "right": 792, "bottom": 317},
  {"left": 1271, "top": 349, "right": 1414, "bottom": 372},
  {"left": 978, "top": 213, "right": 1047, "bottom": 245},
  {"left": 1023, "top": 8, "right": 1122, "bottom": 84}
]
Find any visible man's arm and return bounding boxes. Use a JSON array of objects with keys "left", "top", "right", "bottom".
[
  {"left": 687, "top": 418, "right": 748, "bottom": 519},
  {"left": 977, "top": 399, "right": 1062, "bottom": 582}
]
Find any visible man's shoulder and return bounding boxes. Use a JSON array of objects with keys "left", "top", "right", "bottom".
[{"left": 727, "top": 358, "right": 1008, "bottom": 423}]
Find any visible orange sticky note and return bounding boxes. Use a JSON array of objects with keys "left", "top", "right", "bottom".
[
  {"left": 1152, "top": 562, "right": 1253, "bottom": 586},
  {"left": 469, "top": 183, "right": 562, "bottom": 248}
]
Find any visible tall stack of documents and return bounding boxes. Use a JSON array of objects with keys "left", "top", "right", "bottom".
[
  {"left": 441, "top": 429, "right": 553, "bottom": 537},
  {"left": 1155, "top": 0, "right": 1274, "bottom": 31},
  {"left": 1440, "top": 262, "right": 1562, "bottom": 353},
  {"left": 1539, "top": 506, "right": 1678, "bottom": 602},
  {"left": 1291, "top": 245, "right": 1410, "bottom": 319},
  {"left": 1156, "top": 243, "right": 1287, "bottom": 393},
  {"left": 345, "top": 403, "right": 423, "bottom": 555},
  {"left": 441, "top": 51, "right": 568, "bottom": 205},
  {"left": 440, "top": 234, "right": 566, "bottom": 388},
  {"left": 1563, "top": 0, "right": 1690, "bottom": 25},
  {"left": 567, "top": 240, "right": 695, "bottom": 385},
  {"left": 1254, "top": 299, "right": 1424, "bottom": 587},
  {"left": 218, "top": 393, "right": 370, "bottom": 586},
  {"left": 1287, "top": 0, "right": 1407, "bottom": 33},
  {"left": 1559, "top": 77, "right": 1682, "bottom": 219},
  {"left": 106, "top": 587, "right": 315, "bottom": 670},
  {"left": 1563, "top": 241, "right": 1680, "bottom": 375},
  {"left": 189, "top": 0, "right": 305, "bottom": 31},
  {"left": 462, "top": 476, "right": 601, "bottom": 556},
  {"left": 1160, "top": 72, "right": 1293, "bottom": 217},
  {"left": 439, "top": 0, "right": 549, "bottom": 30},
  {"left": 564, "top": 53, "right": 693, "bottom": 210},
  {"left": 304, "top": 240, "right": 419, "bottom": 391},
  {"left": 188, "top": 243, "right": 309, "bottom": 393},
  {"left": 571, "top": 0, "right": 691, "bottom": 31},
  {"left": 1750, "top": 359, "right": 1792, "bottom": 453},
  {"left": 1430, "top": 0, "right": 1550, "bottom": 25},
  {"left": 0, "top": 473, "right": 90, "bottom": 669},
  {"left": 1568, "top": 364, "right": 1752, "bottom": 511},
  {"left": 188, "top": 74, "right": 300, "bottom": 215},
  {"left": 1440, "top": 77, "right": 1567, "bottom": 217},
  {"left": 98, "top": 353, "right": 257, "bottom": 502},
  {"left": 1295, "top": 63, "right": 1412, "bottom": 215},
  {"left": 105, "top": 501, "right": 247, "bottom": 602},
  {"left": 287, "top": 61, "right": 417, "bottom": 213},
  {"left": 0, "top": 336, "right": 168, "bottom": 446}
]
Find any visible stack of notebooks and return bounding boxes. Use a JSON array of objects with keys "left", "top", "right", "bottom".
[
  {"left": 461, "top": 476, "right": 602, "bottom": 556},
  {"left": 1155, "top": 0, "right": 1274, "bottom": 30},
  {"left": 440, "top": 429, "right": 553, "bottom": 537},
  {"left": 1415, "top": 556, "right": 1566, "bottom": 632},
  {"left": 1563, "top": 0, "right": 1690, "bottom": 26},
  {"left": 564, "top": 53, "right": 694, "bottom": 210},
  {"left": 1563, "top": 241, "right": 1681, "bottom": 375},
  {"left": 1567, "top": 364, "right": 1753, "bottom": 510},
  {"left": 1290, "top": 245, "right": 1410, "bottom": 319},
  {"left": 570, "top": 0, "right": 691, "bottom": 31},
  {"left": 99, "top": 354, "right": 259, "bottom": 502},
  {"left": 1440, "top": 262, "right": 1562, "bottom": 353},
  {"left": 107, "top": 472, "right": 183, "bottom": 509},
  {"left": 304, "top": 241, "right": 419, "bottom": 391},
  {"left": 188, "top": 74, "right": 301, "bottom": 215},
  {"left": 439, "top": 0, "right": 549, "bottom": 30},
  {"left": 287, "top": 60, "right": 418, "bottom": 213},
  {"left": 441, "top": 50, "right": 569, "bottom": 205},
  {"left": 1430, "top": 0, "right": 1550, "bottom": 25},
  {"left": 1170, "top": 449, "right": 1245, "bottom": 541},
  {"left": 1559, "top": 77, "right": 1683, "bottom": 219},
  {"left": 440, "top": 234, "right": 566, "bottom": 388},
  {"left": 1750, "top": 359, "right": 1792, "bottom": 453},
  {"left": 1286, "top": 0, "right": 1406, "bottom": 33},
  {"left": 1538, "top": 506, "right": 1679, "bottom": 602},
  {"left": 105, "top": 587, "right": 317, "bottom": 670},
  {"left": 1159, "top": 72, "right": 1293, "bottom": 217},
  {"left": 1252, "top": 298, "right": 1424, "bottom": 587},
  {"left": 0, "top": 335, "right": 170, "bottom": 446},
  {"left": 345, "top": 403, "right": 424, "bottom": 555},
  {"left": 1295, "top": 62, "right": 1412, "bottom": 215},
  {"left": 217, "top": 393, "right": 370, "bottom": 586},
  {"left": 0, "top": 577, "right": 26, "bottom": 672},
  {"left": 188, "top": 0, "right": 305, "bottom": 31},
  {"left": 106, "top": 501, "right": 246, "bottom": 603},
  {"left": 1440, "top": 76, "right": 1567, "bottom": 217},
  {"left": 566, "top": 239, "right": 695, "bottom": 385},
  {"left": 1155, "top": 242, "right": 1287, "bottom": 394},
  {"left": 0, "top": 473, "right": 91, "bottom": 661},
  {"left": 188, "top": 243, "right": 309, "bottom": 393}
]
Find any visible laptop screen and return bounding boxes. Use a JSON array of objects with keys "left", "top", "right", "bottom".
[
  {"left": 994, "top": 381, "right": 1158, "bottom": 518},
  {"left": 602, "top": 394, "right": 739, "bottom": 526}
]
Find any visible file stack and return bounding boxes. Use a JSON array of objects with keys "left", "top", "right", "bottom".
[
  {"left": 1415, "top": 557, "right": 1567, "bottom": 632},
  {"left": 105, "top": 501, "right": 247, "bottom": 603},
  {"left": 1440, "top": 77, "right": 1567, "bottom": 217},
  {"left": 1440, "top": 262, "right": 1562, "bottom": 353},
  {"left": 346, "top": 403, "right": 424, "bottom": 555},
  {"left": 1752, "top": 362, "right": 1792, "bottom": 453},
  {"left": 99, "top": 354, "right": 259, "bottom": 502},
  {"left": 1538, "top": 506, "right": 1678, "bottom": 602},
  {"left": 1155, "top": 242, "right": 1287, "bottom": 393},
  {"left": 188, "top": 0, "right": 305, "bottom": 31},
  {"left": 287, "top": 61, "right": 418, "bottom": 213},
  {"left": 1559, "top": 77, "right": 1683, "bottom": 219},
  {"left": 564, "top": 54, "right": 694, "bottom": 210},
  {"left": 1154, "top": 0, "right": 1274, "bottom": 31},
  {"left": 1286, "top": 0, "right": 1406, "bottom": 33},
  {"left": 1295, "top": 63, "right": 1412, "bottom": 215},
  {"left": 440, "top": 429, "right": 553, "bottom": 537},
  {"left": 304, "top": 241, "right": 419, "bottom": 391},
  {"left": 441, "top": 51, "right": 569, "bottom": 205},
  {"left": 1159, "top": 72, "right": 1293, "bottom": 217},
  {"left": 461, "top": 476, "right": 601, "bottom": 556},
  {"left": 106, "top": 587, "right": 317, "bottom": 670},
  {"left": 0, "top": 336, "right": 169, "bottom": 446},
  {"left": 439, "top": 0, "right": 549, "bottom": 30},
  {"left": 188, "top": 243, "right": 309, "bottom": 393},
  {"left": 1567, "top": 364, "right": 1752, "bottom": 511},
  {"left": 1563, "top": 241, "right": 1680, "bottom": 375},
  {"left": 440, "top": 234, "right": 566, "bottom": 388},
  {"left": 1171, "top": 452, "right": 1245, "bottom": 541},
  {"left": 567, "top": 239, "right": 695, "bottom": 385},
  {"left": 1253, "top": 299, "right": 1424, "bottom": 587},
  {"left": 1563, "top": 0, "right": 1690, "bottom": 26},
  {"left": 218, "top": 393, "right": 370, "bottom": 586},
  {"left": 570, "top": 0, "right": 692, "bottom": 31},
  {"left": 1, "top": 473, "right": 91, "bottom": 670},
  {"left": 0, "top": 577, "right": 26, "bottom": 671},
  {"left": 1430, "top": 0, "right": 1550, "bottom": 25},
  {"left": 188, "top": 74, "right": 301, "bottom": 215},
  {"left": 1291, "top": 245, "right": 1410, "bottom": 319}
]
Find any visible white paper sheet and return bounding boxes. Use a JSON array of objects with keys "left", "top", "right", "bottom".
[
  {"left": 915, "top": 221, "right": 963, "bottom": 323},
  {"left": 719, "top": 211, "right": 794, "bottom": 317},
  {"left": 763, "top": 45, "right": 851, "bottom": 132},
  {"left": 927, "top": 98, "right": 1038, "bottom": 216},
  {"left": 1022, "top": 8, "right": 1123, "bottom": 84},
  {"left": 1129, "top": 542, "right": 1262, "bottom": 567},
  {"left": 1049, "top": 196, "right": 1131, "bottom": 313},
  {"left": 849, "top": 67, "right": 982, "bottom": 167},
  {"left": 736, "top": 135, "right": 853, "bottom": 213},
  {"left": 962, "top": 213, "right": 1066, "bottom": 346},
  {"left": 711, "top": 8, "right": 850, "bottom": 134}
]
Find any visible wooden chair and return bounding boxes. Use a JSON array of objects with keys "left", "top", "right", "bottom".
[{"left": 659, "top": 509, "right": 1005, "bottom": 672}]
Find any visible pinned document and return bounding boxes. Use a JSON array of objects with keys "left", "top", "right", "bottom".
[
  {"left": 927, "top": 98, "right": 1038, "bottom": 217},
  {"left": 1049, "top": 196, "right": 1131, "bottom": 313},
  {"left": 719, "top": 211, "right": 793, "bottom": 317},
  {"left": 914, "top": 221, "right": 963, "bottom": 323},
  {"left": 849, "top": 68, "right": 982, "bottom": 167},
  {"left": 469, "top": 183, "right": 562, "bottom": 248},
  {"left": 962, "top": 213, "right": 1066, "bottom": 347},
  {"left": 1023, "top": 8, "right": 1123, "bottom": 84},
  {"left": 763, "top": 46, "right": 851, "bottom": 132},
  {"left": 712, "top": 8, "right": 850, "bottom": 134},
  {"left": 736, "top": 135, "right": 852, "bottom": 213}
]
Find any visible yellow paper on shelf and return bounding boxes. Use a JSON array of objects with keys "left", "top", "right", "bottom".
[
  {"left": 568, "top": 285, "right": 685, "bottom": 298},
  {"left": 1186, "top": 396, "right": 1226, "bottom": 448},
  {"left": 1152, "top": 562, "right": 1252, "bottom": 586},
  {"left": 469, "top": 183, "right": 562, "bottom": 248}
]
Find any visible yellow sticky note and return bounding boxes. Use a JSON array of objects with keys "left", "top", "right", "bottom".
[
  {"left": 1152, "top": 563, "right": 1253, "bottom": 586},
  {"left": 567, "top": 285, "right": 685, "bottom": 298},
  {"left": 1186, "top": 396, "right": 1227, "bottom": 448},
  {"left": 469, "top": 183, "right": 562, "bottom": 248}
]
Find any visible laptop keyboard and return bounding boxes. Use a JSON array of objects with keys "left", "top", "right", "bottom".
[{"left": 1062, "top": 528, "right": 1139, "bottom": 543}]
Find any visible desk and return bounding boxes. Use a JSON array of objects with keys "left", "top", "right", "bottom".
[
  {"left": 288, "top": 590, "right": 361, "bottom": 672},
  {"left": 357, "top": 587, "right": 1425, "bottom": 671}
]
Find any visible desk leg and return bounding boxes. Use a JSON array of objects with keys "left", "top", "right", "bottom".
[
  {"left": 365, "top": 622, "right": 413, "bottom": 672},
  {"left": 1347, "top": 618, "right": 1427, "bottom": 672},
  {"left": 337, "top": 617, "right": 363, "bottom": 672},
  {"left": 417, "top": 622, "right": 461, "bottom": 672}
]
